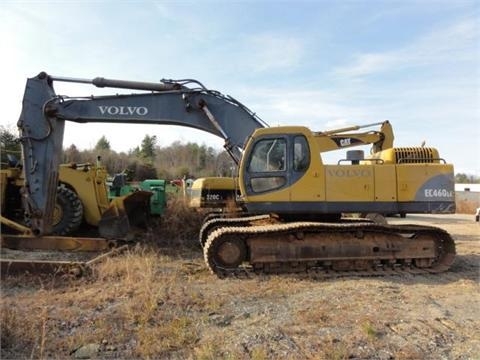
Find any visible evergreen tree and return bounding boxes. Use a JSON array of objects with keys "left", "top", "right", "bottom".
[
  {"left": 0, "top": 125, "right": 21, "bottom": 165},
  {"left": 63, "top": 144, "right": 81, "bottom": 163},
  {"left": 140, "top": 134, "right": 157, "bottom": 161},
  {"left": 95, "top": 135, "right": 111, "bottom": 151}
]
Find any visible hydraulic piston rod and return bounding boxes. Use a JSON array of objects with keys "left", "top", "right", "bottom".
[
  {"left": 318, "top": 121, "right": 388, "bottom": 136},
  {"left": 49, "top": 74, "right": 181, "bottom": 92}
]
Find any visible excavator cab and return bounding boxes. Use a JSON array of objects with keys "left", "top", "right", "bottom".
[{"left": 240, "top": 127, "right": 316, "bottom": 212}]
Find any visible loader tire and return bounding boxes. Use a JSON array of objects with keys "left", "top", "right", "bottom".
[{"left": 52, "top": 186, "right": 84, "bottom": 236}]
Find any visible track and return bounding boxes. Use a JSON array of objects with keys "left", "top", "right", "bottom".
[
  {"left": 203, "top": 221, "right": 456, "bottom": 278},
  {"left": 199, "top": 214, "right": 272, "bottom": 247}
]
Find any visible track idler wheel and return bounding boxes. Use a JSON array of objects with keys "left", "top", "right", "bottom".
[{"left": 205, "top": 234, "right": 247, "bottom": 275}]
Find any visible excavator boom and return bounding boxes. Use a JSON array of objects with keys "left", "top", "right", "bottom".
[{"left": 18, "top": 72, "right": 267, "bottom": 235}]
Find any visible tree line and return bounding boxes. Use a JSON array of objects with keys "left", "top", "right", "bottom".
[
  {"left": 1, "top": 126, "right": 235, "bottom": 181},
  {"left": 1, "top": 125, "right": 479, "bottom": 183}
]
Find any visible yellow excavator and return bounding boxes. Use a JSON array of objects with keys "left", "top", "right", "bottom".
[{"left": 4, "top": 72, "right": 455, "bottom": 277}]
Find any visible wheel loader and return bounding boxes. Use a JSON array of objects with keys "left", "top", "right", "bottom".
[
  {"left": 1, "top": 156, "right": 152, "bottom": 239},
  {"left": 1, "top": 162, "right": 152, "bottom": 277},
  {"left": 5, "top": 71, "right": 456, "bottom": 277}
]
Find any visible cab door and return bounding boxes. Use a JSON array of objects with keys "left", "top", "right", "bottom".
[
  {"left": 288, "top": 134, "right": 316, "bottom": 202},
  {"left": 242, "top": 135, "right": 292, "bottom": 206}
]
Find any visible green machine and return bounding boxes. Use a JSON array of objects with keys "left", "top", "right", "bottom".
[
  {"left": 139, "top": 179, "right": 167, "bottom": 216},
  {"left": 109, "top": 174, "right": 166, "bottom": 216}
]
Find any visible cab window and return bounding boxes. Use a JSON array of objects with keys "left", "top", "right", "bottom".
[
  {"left": 248, "top": 138, "right": 286, "bottom": 172},
  {"left": 247, "top": 138, "right": 286, "bottom": 193},
  {"left": 293, "top": 135, "right": 309, "bottom": 171}
]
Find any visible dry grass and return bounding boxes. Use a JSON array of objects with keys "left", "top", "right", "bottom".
[
  {"left": 1, "top": 289, "right": 56, "bottom": 358},
  {"left": 2, "top": 241, "right": 480, "bottom": 359},
  {"left": 1, "top": 212, "right": 479, "bottom": 359},
  {"left": 145, "top": 197, "right": 205, "bottom": 248},
  {"left": 1, "top": 246, "right": 211, "bottom": 359},
  {"left": 92, "top": 247, "right": 217, "bottom": 358},
  {"left": 456, "top": 199, "right": 478, "bottom": 214},
  {"left": 0, "top": 200, "right": 216, "bottom": 359}
]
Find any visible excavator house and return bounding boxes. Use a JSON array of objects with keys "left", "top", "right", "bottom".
[{"left": 1, "top": 72, "right": 456, "bottom": 277}]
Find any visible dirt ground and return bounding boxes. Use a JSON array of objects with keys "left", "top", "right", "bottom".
[{"left": 1, "top": 214, "right": 479, "bottom": 359}]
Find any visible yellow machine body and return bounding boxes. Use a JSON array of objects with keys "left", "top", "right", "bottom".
[
  {"left": 238, "top": 126, "right": 455, "bottom": 216},
  {"left": 190, "top": 177, "right": 238, "bottom": 209},
  {"left": 1, "top": 163, "right": 151, "bottom": 239},
  {"left": 57, "top": 164, "right": 110, "bottom": 226}
]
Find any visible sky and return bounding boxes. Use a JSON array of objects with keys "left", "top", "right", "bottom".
[{"left": 1, "top": 0, "right": 479, "bottom": 175}]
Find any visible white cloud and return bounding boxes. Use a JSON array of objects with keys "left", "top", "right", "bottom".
[
  {"left": 235, "top": 87, "right": 381, "bottom": 131},
  {"left": 242, "top": 33, "right": 305, "bottom": 72},
  {"left": 334, "top": 18, "right": 478, "bottom": 78},
  {"left": 334, "top": 52, "right": 396, "bottom": 78}
]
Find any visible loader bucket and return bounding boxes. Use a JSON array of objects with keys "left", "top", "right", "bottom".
[{"left": 98, "top": 191, "right": 152, "bottom": 239}]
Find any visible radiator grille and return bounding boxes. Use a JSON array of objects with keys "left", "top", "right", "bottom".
[{"left": 395, "top": 147, "right": 438, "bottom": 164}]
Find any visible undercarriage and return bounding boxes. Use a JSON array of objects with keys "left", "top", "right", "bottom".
[{"left": 202, "top": 217, "right": 456, "bottom": 278}]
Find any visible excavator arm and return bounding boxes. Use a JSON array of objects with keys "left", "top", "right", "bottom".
[{"left": 17, "top": 72, "right": 267, "bottom": 235}]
